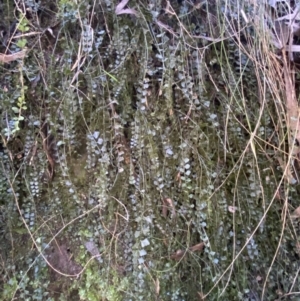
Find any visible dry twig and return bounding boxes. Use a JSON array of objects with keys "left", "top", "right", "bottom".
[{"left": 0, "top": 50, "right": 26, "bottom": 63}]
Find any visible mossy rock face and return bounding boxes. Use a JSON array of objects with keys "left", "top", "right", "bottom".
[{"left": 0, "top": 0, "right": 299, "bottom": 300}]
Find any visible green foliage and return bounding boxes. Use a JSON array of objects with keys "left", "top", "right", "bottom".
[
  {"left": 1, "top": 0, "right": 299, "bottom": 301},
  {"left": 78, "top": 265, "right": 128, "bottom": 301},
  {"left": 1, "top": 277, "right": 18, "bottom": 300},
  {"left": 16, "top": 38, "right": 27, "bottom": 48},
  {"left": 17, "top": 16, "right": 30, "bottom": 33}
]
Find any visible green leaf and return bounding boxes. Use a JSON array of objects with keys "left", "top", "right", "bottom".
[{"left": 16, "top": 38, "right": 27, "bottom": 48}]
